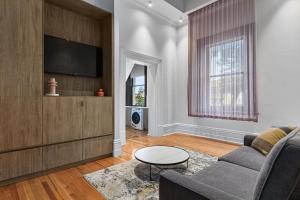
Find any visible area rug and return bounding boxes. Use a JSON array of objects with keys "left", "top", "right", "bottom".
[{"left": 84, "top": 149, "right": 217, "bottom": 200}]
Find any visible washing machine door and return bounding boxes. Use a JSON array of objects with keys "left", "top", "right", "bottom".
[{"left": 131, "top": 112, "right": 141, "bottom": 125}]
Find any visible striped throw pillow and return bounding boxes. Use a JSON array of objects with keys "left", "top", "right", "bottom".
[{"left": 251, "top": 127, "right": 296, "bottom": 155}]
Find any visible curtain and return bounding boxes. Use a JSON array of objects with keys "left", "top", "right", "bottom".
[{"left": 188, "top": 0, "right": 258, "bottom": 122}]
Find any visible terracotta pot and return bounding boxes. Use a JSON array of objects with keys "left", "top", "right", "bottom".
[{"left": 97, "top": 89, "right": 104, "bottom": 97}]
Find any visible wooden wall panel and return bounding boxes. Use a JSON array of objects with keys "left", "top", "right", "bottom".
[
  {"left": 45, "top": 0, "right": 109, "bottom": 20},
  {"left": 100, "top": 14, "right": 113, "bottom": 97},
  {"left": 44, "top": 2, "right": 102, "bottom": 47},
  {"left": 42, "top": 141, "right": 82, "bottom": 170},
  {"left": 83, "top": 135, "right": 113, "bottom": 160},
  {"left": 0, "top": 97, "right": 42, "bottom": 152},
  {"left": 83, "top": 97, "right": 113, "bottom": 138},
  {"left": 0, "top": 148, "right": 42, "bottom": 181},
  {"left": 43, "top": 97, "right": 83, "bottom": 144},
  {"left": 0, "top": 0, "right": 42, "bottom": 96}
]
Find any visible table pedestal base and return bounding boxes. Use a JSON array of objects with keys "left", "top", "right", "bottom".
[{"left": 149, "top": 159, "right": 189, "bottom": 181}]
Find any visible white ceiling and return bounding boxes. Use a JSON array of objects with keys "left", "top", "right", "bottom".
[{"left": 131, "top": 0, "right": 214, "bottom": 26}]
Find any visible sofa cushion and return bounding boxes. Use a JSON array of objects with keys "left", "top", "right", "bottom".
[
  {"left": 193, "top": 161, "right": 258, "bottom": 200},
  {"left": 219, "top": 146, "right": 265, "bottom": 171},
  {"left": 251, "top": 128, "right": 291, "bottom": 155}
]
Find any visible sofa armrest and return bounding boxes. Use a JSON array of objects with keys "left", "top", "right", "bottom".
[
  {"left": 159, "top": 170, "right": 243, "bottom": 200},
  {"left": 244, "top": 134, "right": 257, "bottom": 146}
]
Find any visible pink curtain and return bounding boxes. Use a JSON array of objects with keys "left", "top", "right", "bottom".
[{"left": 188, "top": 0, "right": 258, "bottom": 121}]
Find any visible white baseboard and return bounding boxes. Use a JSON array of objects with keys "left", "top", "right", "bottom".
[
  {"left": 113, "top": 139, "right": 122, "bottom": 156},
  {"left": 160, "top": 123, "right": 255, "bottom": 144}
]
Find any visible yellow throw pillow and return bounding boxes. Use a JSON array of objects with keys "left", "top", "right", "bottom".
[{"left": 251, "top": 127, "right": 295, "bottom": 155}]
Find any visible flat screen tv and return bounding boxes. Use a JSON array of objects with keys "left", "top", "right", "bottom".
[{"left": 44, "top": 35, "right": 103, "bottom": 77}]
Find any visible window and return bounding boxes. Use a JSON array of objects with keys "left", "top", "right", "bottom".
[
  {"left": 188, "top": 0, "right": 257, "bottom": 121},
  {"left": 208, "top": 38, "right": 246, "bottom": 112},
  {"left": 132, "top": 76, "right": 146, "bottom": 106},
  {"left": 126, "top": 65, "right": 147, "bottom": 107}
]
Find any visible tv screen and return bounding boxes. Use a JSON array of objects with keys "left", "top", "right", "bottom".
[{"left": 44, "top": 35, "right": 102, "bottom": 77}]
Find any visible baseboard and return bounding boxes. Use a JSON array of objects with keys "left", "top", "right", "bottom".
[
  {"left": 160, "top": 123, "right": 255, "bottom": 144},
  {"left": 113, "top": 139, "right": 122, "bottom": 156}
]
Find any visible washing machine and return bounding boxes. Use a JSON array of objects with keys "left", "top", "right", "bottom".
[{"left": 131, "top": 108, "right": 144, "bottom": 130}]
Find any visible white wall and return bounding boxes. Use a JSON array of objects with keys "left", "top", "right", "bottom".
[
  {"left": 174, "top": 0, "right": 300, "bottom": 140},
  {"left": 116, "top": 0, "right": 177, "bottom": 144}
]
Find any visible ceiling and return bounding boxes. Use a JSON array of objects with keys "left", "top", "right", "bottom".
[
  {"left": 131, "top": 0, "right": 214, "bottom": 26},
  {"left": 165, "top": 0, "right": 215, "bottom": 13}
]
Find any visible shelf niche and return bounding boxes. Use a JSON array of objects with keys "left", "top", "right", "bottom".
[{"left": 43, "top": 1, "right": 113, "bottom": 97}]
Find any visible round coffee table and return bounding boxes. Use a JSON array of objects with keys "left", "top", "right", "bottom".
[{"left": 134, "top": 146, "right": 190, "bottom": 180}]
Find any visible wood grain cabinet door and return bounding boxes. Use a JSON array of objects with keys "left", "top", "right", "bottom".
[
  {"left": 83, "top": 135, "right": 113, "bottom": 160},
  {"left": 0, "top": 97, "right": 42, "bottom": 152},
  {"left": 83, "top": 97, "right": 113, "bottom": 138},
  {"left": 0, "top": 148, "right": 42, "bottom": 181},
  {"left": 43, "top": 97, "right": 83, "bottom": 144},
  {"left": 0, "top": 0, "right": 42, "bottom": 96},
  {"left": 42, "top": 141, "right": 82, "bottom": 170}
]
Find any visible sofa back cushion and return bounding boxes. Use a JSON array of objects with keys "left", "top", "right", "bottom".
[
  {"left": 253, "top": 128, "right": 300, "bottom": 200},
  {"left": 251, "top": 127, "right": 295, "bottom": 155}
]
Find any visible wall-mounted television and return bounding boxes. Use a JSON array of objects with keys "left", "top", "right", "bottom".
[{"left": 44, "top": 35, "right": 103, "bottom": 77}]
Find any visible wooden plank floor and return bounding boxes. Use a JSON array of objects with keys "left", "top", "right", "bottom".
[{"left": 0, "top": 133, "right": 240, "bottom": 200}]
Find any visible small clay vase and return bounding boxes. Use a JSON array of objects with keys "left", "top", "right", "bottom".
[{"left": 97, "top": 89, "right": 105, "bottom": 97}]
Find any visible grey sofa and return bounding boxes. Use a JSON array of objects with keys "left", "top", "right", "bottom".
[{"left": 159, "top": 128, "right": 300, "bottom": 200}]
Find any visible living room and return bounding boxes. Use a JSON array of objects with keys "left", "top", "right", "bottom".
[{"left": 0, "top": 0, "right": 300, "bottom": 199}]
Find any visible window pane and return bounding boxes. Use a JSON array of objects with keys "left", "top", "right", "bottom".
[
  {"left": 209, "top": 39, "right": 244, "bottom": 76},
  {"left": 132, "top": 86, "right": 145, "bottom": 106},
  {"left": 209, "top": 74, "right": 244, "bottom": 108},
  {"left": 133, "top": 76, "right": 145, "bottom": 86},
  {"left": 209, "top": 38, "right": 245, "bottom": 110}
]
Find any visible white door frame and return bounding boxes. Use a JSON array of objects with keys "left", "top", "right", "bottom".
[{"left": 119, "top": 49, "right": 162, "bottom": 145}]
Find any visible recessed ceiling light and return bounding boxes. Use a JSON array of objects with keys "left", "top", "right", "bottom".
[
  {"left": 148, "top": 0, "right": 152, "bottom": 7},
  {"left": 178, "top": 18, "right": 183, "bottom": 23}
]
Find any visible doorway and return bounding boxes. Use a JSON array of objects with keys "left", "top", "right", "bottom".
[
  {"left": 119, "top": 50, "right": 162, "bottom": 145},
  {"left": 126, "top": 64, "right": 148, "bottom": 139}
]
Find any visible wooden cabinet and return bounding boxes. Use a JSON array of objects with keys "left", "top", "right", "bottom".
[
  {"left": 42, "top": 141, "right": 82, "bottom": 170},
  {"left": 0, "top": 148, "right": 42, "bottom": 181},
  {"left": 0, "top": 97, "right": 42, "bottom": 152},
  {"left": 0, "top": 0, "right": 114, "bottom": 184},
  {"left": 83, "top": 97, "right": 113, "bottom": 138},
  {"left": 43, "top": 97, "right": 83, "bottom": 144},
  {"left": 83, "top": 135, "right": 113, "bottom": 159},
  {"left": 0, "top": 0, "right": 42, "bottom": 96},
  {"left": 43, "top": 97, "right": 113, "bottom": 144}
]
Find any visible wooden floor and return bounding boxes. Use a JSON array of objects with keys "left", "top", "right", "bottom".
[
  {"left": 126, "top": 127, "right": 148, "bottom": 139},
  {"left": 0, "top": 133, "right": 239, "bottom": 200}
]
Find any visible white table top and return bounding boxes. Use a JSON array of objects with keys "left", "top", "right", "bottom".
[{"left": 134, "top": 146, "right": 190, "bottom": 165}]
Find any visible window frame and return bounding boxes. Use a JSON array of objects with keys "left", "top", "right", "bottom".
[{"left": 126, "top": 66, "right": 147, "bottom": 107}]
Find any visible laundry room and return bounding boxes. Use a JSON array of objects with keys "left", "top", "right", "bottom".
[{"left": 125, "top": 64, "right": 149, "bottom": 138}]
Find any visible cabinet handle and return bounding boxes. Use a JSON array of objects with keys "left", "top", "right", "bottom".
[{"left": 80, "top": 101, "right": 84, "bottom": 107}]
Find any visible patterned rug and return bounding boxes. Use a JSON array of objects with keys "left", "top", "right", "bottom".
[{"left": 84, "top": 149, "right": 217, "bottom": 200}]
